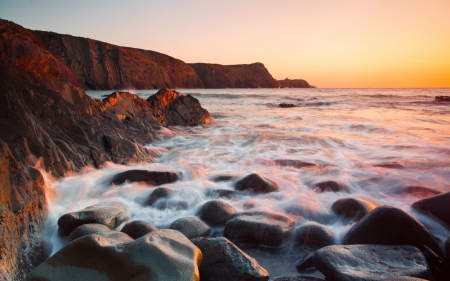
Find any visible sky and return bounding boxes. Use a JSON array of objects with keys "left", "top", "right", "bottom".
[{"left": 1, "top": 0, "right": 450, "bottom": 88}]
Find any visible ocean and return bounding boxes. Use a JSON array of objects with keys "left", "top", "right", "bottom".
[{"left": 43, "top": 88, "right": 450, "bottom": 279}]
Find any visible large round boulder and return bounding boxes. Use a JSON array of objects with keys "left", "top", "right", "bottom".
[
  {"left": 191, "top": 237, "right": 269, "bottom": 281},
  {"left": 314, "top": 245, "right": 430, "bottom": 281},
  {"left": 111, "top": 169, "right": 178, "bottom": 186},
  {"left": 58, "top": 203, "right": 130, "bottom": 236},
  {"left": 26, "top": 229, "right": 202, "bottom": 281},
  {"left": 170, "top": 217, "right": 211, "bottom": 239},
  {"left": 331, "top": 197, "right": 377, "bottom": 221},
  {"left": 69, "top": 223, "right": 112, "bottom": 242},
  {"left": 198, "top": 200, "right": 236, "bottom": 226},
  {"left": 343, "top": 206, "right": 441, "bottom": 255},
  {"left": 235, "top": 173, "right": 279, "bottom": 193},
  {"left": 121, "top": 220, "right": 158, "bottom": 239},
  {"left": 312, "top": 180, "right": 348, "bottom": 193},
  {"left": 224, "top": 211, "right": 296, "bottom": 247},
  {"left": 294, "top": 222, "right": 334, "bottom": 248},
  {"left": 411, "top": 191, "right": 450, "bottom": 227}
]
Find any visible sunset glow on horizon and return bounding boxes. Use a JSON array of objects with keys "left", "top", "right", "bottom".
[{"left": 1, "top": 0, "right": 449, "bottom": 88}]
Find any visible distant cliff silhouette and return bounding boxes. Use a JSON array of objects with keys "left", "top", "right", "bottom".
[{"left": 278, "top": 78, "right": 312, "bottom": 88}]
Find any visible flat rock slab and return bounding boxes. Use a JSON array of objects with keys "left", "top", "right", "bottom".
[
  {"left": 58, "top": 203, "right": 130, "bottom": 236},
  {"left": 224, "top": 211, "right": 296, "bottom": 247},
  {"left": 111, "top": 169, "right": 178, "bottom": 186},
  {"left": 314, "top": 245, "right": 430, "bottom": 281},
  {"left": 411, "top": 191, "right": 450, "bottom": 227},
  {"left": 192, "top": 237, "right": 269, "bottom": 281}
]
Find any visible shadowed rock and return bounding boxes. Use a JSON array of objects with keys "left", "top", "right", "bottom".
[
  {"left": 205, "top": 189, "right": 238, "bottom": 199},
  {"left": 381, "top": 277, "right": 429, "bottom": 281},
  {"left": 313, "top": 245, "right": 430, "bottom": 281},
  {"left": 294, "top": 222, "right": 334, "bottom": 248},
  {"left": 144, "top": 187, "right": 189, "bottom": 210},
  {"left": 120, "top": 220, "right": 158, "bottom": 239},
  {"left": 224, "top": 211, "right": 296, "bottom": 247},
  {"left": 191, "top": 237, "right": 269, "bottom": 281},
  {"left": 279, "top": 103, "right": 296, "bottom": 108},
  {"left": 69, "top": 224, "right": 112, "bottom": 242},
  {"left": 210, "top": 175, "right": 235, "bottom": 182},
  {"left": 111, "top": 169, "right": 178, "bottom": 186},
  {"left": 396, "top": 186, "right": 442, "bottom": 198},
  {"left": 295, "top": 253, "right": 315, "bottom": 272},
  {"left": 274, "top": 277, "right": 324, "bottom": 281},
  {"left": 170, "top": 217, "right": 211, "bottom": 239},
  {"left": 331, "top": 197, "right": 378, "bottom": 221},
  {"left": 411, "top": 191, "right": 450, "bottom": 227},
  {"left": 58, "top": 203, "right": 130, "bottom": 236},
  {"left": 435, "top": 96, "right": 450, "bottom": 102},
  {"left": 312, "top": 181, "right": 348, "bottom": 193},
  {"left": 144, "top": 187, "right": 173, "bottom": 207},
  {"left": 198, "top": 200, "right": 236, "bottom": 226},
  {"left": 274, "top": 159, "right": 319, "bottom": 169},
  {"left": 446, "top": 236, "right": 450, "bottom": 258},
  {"left": 235, "top": 173, "right": 280, "bottom": 194},
  {"left": 343, "top": 206, "right": 441, "bottom": 255},
  {"left": 26, "top": 229, "right": 202, "bottom": 281}
]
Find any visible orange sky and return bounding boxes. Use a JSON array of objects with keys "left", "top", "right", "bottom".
[{"left": 1, "top": 0, "right": 449, "bottom": 88}]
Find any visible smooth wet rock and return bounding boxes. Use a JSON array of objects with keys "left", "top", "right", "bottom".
[
  {"left": 111, "top": 169, "right": 178, "bottom": 186},
  {"left": 211, "top": 175, "right": 235, "bottom": 182},
  {"left": 191, "top": 237, "right": 269, "bottom": 281},
  {"left": 26, "top": 229, "right": 202, "bottom": 281},
  {"left": 120, "top": 220, "right": 158, "bottom": 239},
  {"left": 198, "top": 200, "right": 236, "bottom": 226},
  {"left": 411, "top": 191, "right": 450, "bottom": 227},
  {"left": 312, "top": 180, "right": 348, "bottom": 193},
  {"left": 381, "top": 277, "right": 429, "bottom": 281},
  {"left": 313, "top": 245, "right": 431, "bottom": 281},
  {"left": 274, "top": 159, "right": 319, "bottom": 169},
  {"left": 235, "top": 173, "right": 280, "bottom": 194},
  {"left": 224, "top": 211, "right": 296, "bottom": 247},
  {"left": 144, "top": 187, "right": 173, "bottom": 206},
  {"left": 373, "top": 162, "right": 406, "bottom": 169},
  {"left": 58, "top": 203, "right": 130, "bottom": 236},
  {"left": 69, "top": 223, "right": 112, "bottom": 242},
  {"left": 205, "top": 189, "right": 238, "bottom": 199},
  {"left": 295, "top": 253, "right": 315, "bottom": 272},
  {"left": 170, "top": 217, "right": 211, "bottom": 239},
  {"left": 279, "top": 103, "right": 296, "bottom": 108},
  {"left": 343, "top": 206, "right": 441, "bottom": 255},
  {"left": 294, "top": 222, "right": 334, "bottom": 248},
  {"left": 331, "top": 197, "right": 377, "bottom": 221},
  {"left": 274, "top": 277, "right": 324, "bottom": 281}
]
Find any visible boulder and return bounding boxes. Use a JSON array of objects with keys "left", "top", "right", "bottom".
[
  {"left": 58, "top": 203, "right": 130, "bottom": 236},
  {"left": 147, "top": 88, "right": 211, "bottom": 126},
  {"left": 69, "top": 223, "right": 112, "bottom": 242},
  {"left": 170, "top": 217, "right": 211, "bottom": 239},
  {"left": 294, "top": 222, "right": 334, "bottom": 248},
  {"left": 144, "top": 187, "right": 189, "bottom": 210},
  {"left": 120, "top": 220, "right": 158, "bottom": 239},
  {"left": 235, "top": 173, "right": 280, "bottom": 194},
  {"left": 274, "top": 277, "right": 324, "bottom": 281},
  {"left": 224, "top": 211, "right": 296, "bottom": 247},
  {"left": 313, "top": 245, "right": 431, "bottom": 281},
  {"left": 274, "top": 159, "right": 318, "bottom": 169},
  {"left": 312, "top": 180, "right": 348, "bottom": 193},
  {"left": 191, "top": 237, "right": 269, "bottom": 281},
  {"left": 396, "top": 186, "right": 442, "bottom": 197},
  {"left": 205, "top": 189, "right": 238, "bottom": 199},
  {"left": 26, "top": 229, "right": 202, "bottom": 281},
  {"left": 111, "top": 170, "right": 178, "bottom": 186},
  {"left": 198, "top": 200, "right": 236, "bottom": 226},
  {"left": 295, "top": 253, "right": 315, "bottom": 272},
  {"left": 210, "top": 175, "right": 235, "bottom": 182},
  {"left": 343, "top": 206, "right": 441, "bottom": 255},
  {"left": 144, "top": 187, "right": 173, "bottom": 207},
  {"left": 411, "top": 191, "right": 450, "bottom": 227},
  {"left": 331, "top": 197, "right": 377, "bottom": 221}
]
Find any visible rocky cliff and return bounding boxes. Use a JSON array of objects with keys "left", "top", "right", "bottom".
[
  {"left": 189, "top": 63, "right": 279, "bottom": 88},
  {"left": 278, "top": 78, "right": 312, "bottom": 88}
]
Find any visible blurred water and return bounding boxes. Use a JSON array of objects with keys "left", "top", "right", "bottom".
[{"left": 44, "top": 88, "right": 450, "bottom": 278}]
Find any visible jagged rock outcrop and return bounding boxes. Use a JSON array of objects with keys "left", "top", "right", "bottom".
[
  {"left": 189, "top": 63, "right": 279, "bottom": 88},
  {"left": 278, "top": 78, "right": 311, "bottom": 88}
]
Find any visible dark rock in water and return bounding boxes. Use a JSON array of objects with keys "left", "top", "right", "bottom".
[
  {"left": 235, "top": 173, "right": 280, "bottom": 194},
  {"left": 331, "top": 197, "right": 377, "bottom": 221},
  {"left": 211, "top": 175, "right": 235, "bottom": 182},
  {"left": 420, "top": 245, "right": 450, "bottom": 281},
  {"left": 189, "top": 62, "right": 279, "bottom": 88},
  {"left": 144, "top": 187, "right": 173, "bottom": 207},
  {"left": 198, "top": 200, "right": 236, "bottom": 226},
  {"left": 58, "top": 203, "right": 130, "bottom": 236},
  {"left": 274, "top": 159, "right": 319, "bottom": 169},
  {"left": 144, "top": 187, "right": 188, "bottom": 210},
  {"left": 111, "top": 169, "right": 178, "bottom": 186},
  {"left": 279, "top": 103, "right": 296, "bottom": 108},
  {"left": 205, "top": 189, "right": 238, "bottom": 199},
  {"left": 69, "top": 223, "right": 112, "bottom": 242},
  {"left": 313, "top": 245, "right": 431, "bottom": 281},
  {"left": 191, "top": 237, "right": 269, "bottom": 281},
  {"left": 278, "top": 78, "right": 312, "bottom": 88},
  {"left": 170, "top": 217, "right": 211, "bottom": 239},
  {"left": 224, "top": 211, "right": 296, "bottom": 247},
  {"left": 373, "top": 162, "right": 405, "bottom": 169},
  {"left": 396, "top": 186, "right": 442, "bottom": 198},
  {"left": 295, "top": 253, "right": 315, "bottom": 272},
  {"left": 343, "top": 206, "right": 442, "bottom": 255},
  {"left": 411, "top": 191, "right": 450, "bottom": 227},
  {"left": 294, "top": 222, "right": 334, "bottom": 248},
  {"left": 26, "top": 229, "right": 202, "bottom": 281},
  {"left": 0, "top": 140, "right": 48, "bottom": 280},
  {"left": 120, "top": 220, "right": 158, "bottom": 239},
  {"left": 435, "top": 96, "right": 450, "bottom": 102},
  {"left": 274, "top": 277, "right": 324, "bottom": 281},
  {"left": 381, "top": 277, "right": 429, "bottom": 281},
  {"left": 446, "top": 236, "right": 450, "bottom": 258},
  {"left": 313, "top": 180, "right": 348, "bottom": 193},
  {"left": 147, "top": 87, "right": 211, "bottom": 126}
]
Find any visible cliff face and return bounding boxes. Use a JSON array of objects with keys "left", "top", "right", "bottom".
[
  {"left": 278, "top": 78, "right": 312, "bottom": 88},
  {"left": 34, "top": 31, "right": 204, "bottom": 90},
  {"left": 189, "top": 63, "right": 279, "bottom": 88}
]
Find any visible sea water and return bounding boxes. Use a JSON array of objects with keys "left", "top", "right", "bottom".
[{"left": 43, "top": 88, "right": 450, "bottom": 279}]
